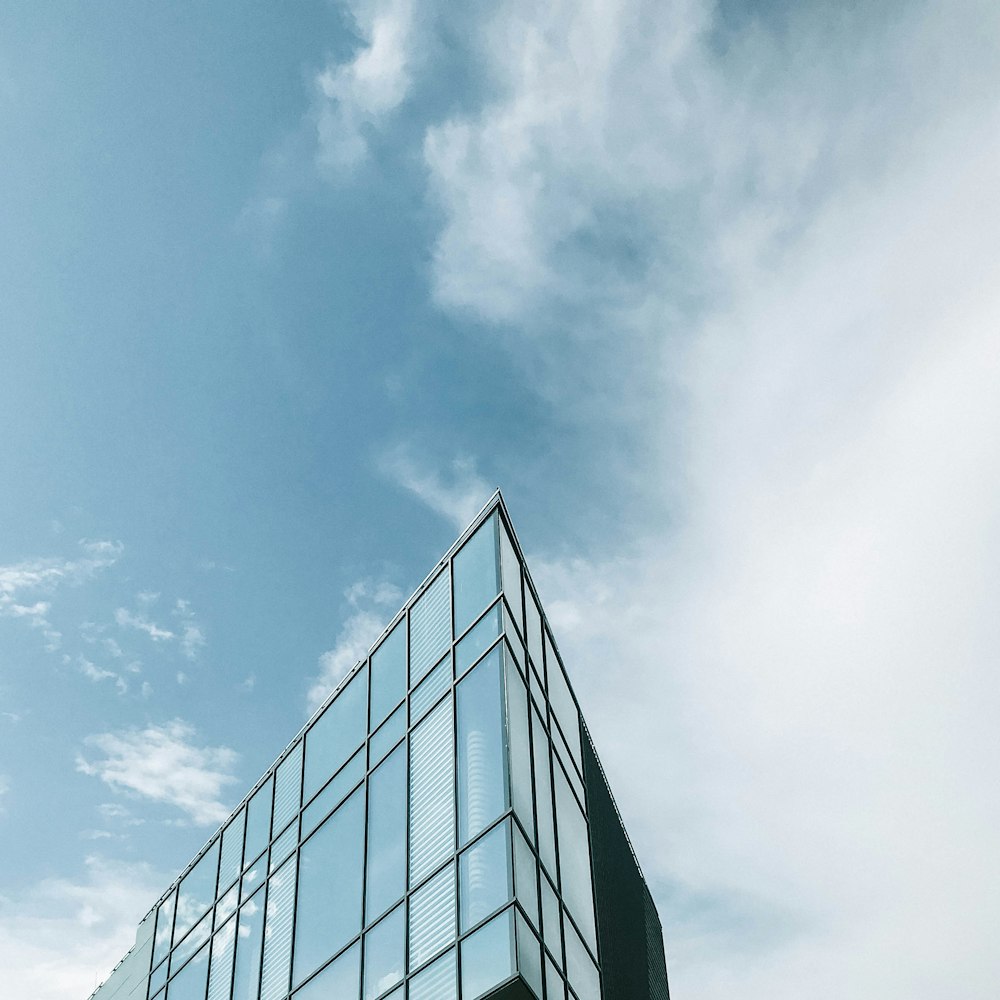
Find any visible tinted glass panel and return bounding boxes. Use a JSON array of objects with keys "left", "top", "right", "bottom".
[
  {"left": 269, "top": 822, "right": 297, "bottom": 874},
  {"left": 409, "top": 571, "right": 450, "bottom": 686},
  {"left": 207, "top": 916, "right": 237, "bottom": 1000},
  {"left": 564, "top": 918, "right": 600, "bottom": 1000},
  {"left": 232, "top": 890, "right": 265, "bottom": 1000},
  {"left": 408, "top": 947, "right": 456, "bottom": 1000},
  {"left": 524, "top": 588, "right": 544, "bottom": 676},
  {"left": 370, "top": 621, "right": 406, "bottom": 730},
  {"left": 172, "top": 910, "right": 211, "bottom": 970},
  {"left": 176, "top": 840, "right": 219, "bottom": 943},
  {"left": 244, "top": 777, "right": 273, "bottom": 868},
  {"left": 408, "top": 861, "right": 456, "bottom": 970},
  {"left": 260, "top": 856, "right": 296, "bottom": 1000},
  {"left": 504, "top": 654, "right": 534, "bottom": 840},
  {"left": 293, "top": 787, "right": 365, "bottom": 985},
  {"left": 292, "top": 941, "right": 360, "bottom": 1000},
  {"left": 153, "top": 889, "right": 177, "bottom": 969},
  {"left": 532, "top": 709, "right": 557, "bottom": 878},
  {"left": 516, "top": 910, "right": 544, "bottom": 999},
  {"left": 513, "top": 821, "right": 539, "bottom": 929},
  {"left": 553, "top": 764, "right": 597, "bottom": 951},
  {"left": 541, "top": 873, "right": 563, "bottom": 967},
  {"left": 457, "top": 647, "right": 507, "bottom": 845},
  {"left": 365, "top": 742, "right": 406, "bottom": 923},
  {"left": 546, "top": 955, "right": 565, "bottom": 1000},
  {"left": 363, "top": 904, "right": 404, "bottom": 1000},
  {"left": 546, "top": 633, "right": 582, "bottom": 770},
  {"left": 408, "top": 697, "right": 455, "bottom": 884},
  {"left": 460, "top": 820, "right": 511, "bottom": 932},
  {"left": 301, "top": 747, "right": 364, "bottom": 839},
  {"left": 167, "top": 942, "right": 209, "bottom": 1000},
  {"left": 455, "top": 603, "right": 501, "bottom": 677},
  {"left": 409, "top": 655, "right": 450, "bottom": 724},
  {"left": 272, "top": 742, "right": 303, "bottom": 836},
  {"left": 218, "top": 809, "right": 246, "bottom": 894},
  {"left": 453, "top": 513, "right": 500, "bottom": 636},
  {"left": 304, "top": 666, "right": 367, "bottom": 800},
  {"left": 499, "top": 520, "right": 523, "bottom": 637},
  {"left": 369, "top": 703, "right": 405, "bottom": 766},
  {"left": 460, "top": 908, "right": 515, "bottom": 1000}
]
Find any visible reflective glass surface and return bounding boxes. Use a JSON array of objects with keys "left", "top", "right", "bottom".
[
  {"left": 260, "top": 855, "right": 297, "bottom": 1000},
  {"left": 455, "top": 603, "right": 501, "bottom": 677},
  {"left": 453, "top": 513, "right": 500, "bottom": 637},
  {"left": 408, "top": 697, "right": 455, "bottom": 884},
  {"left": 166, "top": 942, "right": 209, "bottom": 1000},
  {"left": 231, "top": 890, "right": 265, "bottom": 1000},
  {"left": 303, "top": 666, "right": 367, "bottom": 801},
  {"left": 457, "top": 647, "right": 507, "bottom": 845},
  {"left": 206, "top": 916, "right": 236, "bottom": 1000},
  {"left": 409, "top": 654, "right": 450, "bottom": 723},
  {"left": 516, "top": 910, "right": 544, "bottom": 999},
  {"left": 293, "top": 941, "right": 360, "bottom": 1000},
  {"left": 152, "top": 889, "right": 176, "bottom": 969},
  {"left": 499, "top": 519, "right": 523, "bottom": 636},
  {"left": 408, "top": 947, "right": 456, "bottom": 1000},
  {"left": 408, "top": 861, "right": 456, "bottom": 970},
  {"left": 363, "top": 904, "right": 404, "bottom": 1000},
  {"left": 293, "top": 786, "right": 365, "bottom": 985},
  {"left": 459, "top": 820, "right": 511, "bottom": 932},
  {"left": 370, "top": 620, "right": 406, "bottom": 730},
  {"left": 301, "top": 745, "right": 364, "bottom": 838},
  {"left": 175, "top": 840, "right": 219, "bottom": 942},
  {"left": 218, "top": 809, "right": 245, "bottom": 894},
  {"left": 369, "top": 702, "right": 405, "bottom": 766},
  {"left": 460, "top": 908, "right": 515, "bottom": 1000},
  {"left": 272, "top": 742, "right": 303, "bottom": 836},
  {"left": 365, "top": 742, "right": 406, "bottom": 923},
  {"left": 553, "top": 763, "right": 597, "bottom": 951},
  {"left": 564, "top": 917, "right": 600, "bottom": 1000},
  {"left": 532, "top": 708, "right": 558, "bottom": 878},
  {"left": 244, "top": 776, "right": 273, "bottom": 868},
  {"left": 409, "top": 571, "right": 451, "bottom": 685}
]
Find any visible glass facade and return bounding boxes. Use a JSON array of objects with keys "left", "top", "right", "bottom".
[{"left": 87, "top": 495, "right": 669, "bottom": 1000}]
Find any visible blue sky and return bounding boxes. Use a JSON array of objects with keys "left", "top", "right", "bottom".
[{"left": 2, "top": 1, "right": 999, "bottom": 997}]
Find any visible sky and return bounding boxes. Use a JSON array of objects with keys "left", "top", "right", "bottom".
[{"left": 1, "top": 0, "right": 998, "bottom": 997}]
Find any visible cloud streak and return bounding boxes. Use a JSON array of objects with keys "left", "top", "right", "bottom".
[{"left": 76, "top": 721, "right": 239, "bottom": 826}]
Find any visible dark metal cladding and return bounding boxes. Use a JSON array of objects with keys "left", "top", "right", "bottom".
[{"left": 582, "top": 724, "right": 670, "bottom": 1000}]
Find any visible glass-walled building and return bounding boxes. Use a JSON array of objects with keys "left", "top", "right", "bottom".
[{"left": 88, "top": 494, "right": 669, "bottom": 1000}]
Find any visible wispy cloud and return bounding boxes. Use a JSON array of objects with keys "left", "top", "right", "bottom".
[
  {"left": 171, "top": 599, "right": 206, "bottom": 660},
  {"left": 312, "top": 0, "right": 418, "bottom": 172},
  {"left": 379, "top": 445, "right": 491, "bottom": 531},
  {"left": 114, "top": 607, "right": 174, "bottom": 643},
  {"left": 307, "top": 578, "right": 403, "bottom": 712},
  {"left": 0, "top": 855, "right": 165, "bottom": 1000},
  {"left": 77, "top": 657, "right": 127, "bottom": 696},
  {"left": 76, "top": 721, "right": 239, "bottom": 826},
  {"left": 0, "top": 539, "right": 122, "bottom": 652}
]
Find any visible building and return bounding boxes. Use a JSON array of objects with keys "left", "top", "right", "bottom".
[{"left": 88, "top": 494, "right": 670, "bottom": 1000}]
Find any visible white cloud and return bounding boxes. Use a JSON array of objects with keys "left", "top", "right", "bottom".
[
  {"left": 77, "top": 656, "right": 127, "bottom": 696},
  {"left": 0, "top": 539, "right": 122, "bottom": 652},
  {"left": 76, "top": 720, "right": 239, "bottom": 826},
  {"left": 313, "top": 0, "right": 417, "bottom": 171},
  {"left": 412, "top": 0, "right": 1000, "bottom": 996},
  {"left": 0, "top": 855, "right": 164, "bottom": 1000},
  {"left": 307, "top": 578, "right": 403, "bottom": 712},
  {"left": 379, "top": 445, "right": 492, "bottom": 531},
  {"left": 172, "top": 599, "right": 206, "bottom": 660},
  {"left": 114, "top": 607, "right": 174, "bottom": 643}
]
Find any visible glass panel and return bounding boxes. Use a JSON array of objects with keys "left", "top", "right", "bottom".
[
  {"left": 304, "top": 666, "right": 368, "bottom": 801},
  {"left": 216, "top": 881, "right": 239, "bottom": 934},
  {"left": 459, "top": 908, "right": 515, "bottom": 1000},
  {"left": 292, "top": 941, "right": 360, "bottom": 1000},
  {"left": 545, "top": 634, "right": 582, "bottom": 772},
  {"left": 269, "top": 822, "right": 297, "bottom": 874},
  {"left": 517, "top": 911, "right": 544, "bottom": 999},
  {"left": 457, "top": 646, "right": 507, "bottom": 846},
  {"left": 553, "top": 765, "right": 597, "bottom": 951},
  {"left": 167, "top": 942, "right": 210, "bottom": 1000},
  {"left": 499, "top": 519, "right": 523, "bottom": 638},
  {"left": 408, "top": 861, "right": 456, "bottom": 971},
  {"left": 272, "top": 742, "right": 303, "bottom": 836},
  {"left": 365, "top": 742, "right": 406, "bottom": 923},
  {"left": 149, "top": 957, "right": 169, "bottom": 997},
  {"left": 546, "top": 955, "right": 565, "bottom": 1000},
  {"left": 218, "top": 809, "right": 246, "bottom": 894},
  {"left": 153, "top": 889, "right": 177, "bottom": 970},
  {"left": 242, "top": 857, "right": 266, "bottom": 900},
  {"left": 409, "top": 655, "right": 450, "bottom": 724},
  {"left": 293, "top": 786, "right": 365, "bottom": 986},
  {"left": 408, "top": 946, "right": 456, "bottom": 1000},
  {"left": 207, "top": 915, "right": 237, "bottom": 1000},
  {"left": 369, "top": 702, "right": 405, "bottom": 766},
  {"left": 362, "top": 904, "right": 404, "bottom": 1000},
  {"left": 564, "top": 919, "right": 600, "bottom": 1000},
  {"left": 554, "top": 730, "right": 585, "bottom": 808},
  {"left": 531, "top": 708, "right": 557, "bottom": 879},
  {"left": 504, "top": 651, "right": 534, "bottom": 841},
  {"left": 232, "top": 889, "right": 265, "bottom": 1000},
  {"left": 176, "top": 840, "right": 220, "bottom": 942},
  {"left": 301, "top": 747, "right": 364, "bottom": 839},
  {"left": 172, "top": 910, "right": 211, "bottom": 971},
  {"left": 503, "top": 611, "right": 526, "bottom": 675},
  {"left": 409, "top": 570, "right": 450, "bottom": 686},
  {"left": 260, "top": 855, "right": 297, "bottom": 1000},
  {"left": 541, "top": 873, "right": 563, "bottom": 968},
  {"left": 455, "top": 603, "right": 502, "bottom": 677},
  {"left": 453, "top": 512, "right": 500, "bottom": 637},
  {"left": 524, "top": 588, "right": 544, "bottom": 678},
  {"left": 459, "top": 820, "right": 511, "bottom": 932},
  {"left": 244, "top": 777, "right": 273, "bottom": 868},
  {"left": 408, "top": 697, "right": 455, "bottom": 885},
  {"left": 370, "top": 620, "right": 406, "bottom": 731},
  {"left": 513, "top": 821, "right": 539, "bottom": 930}
]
